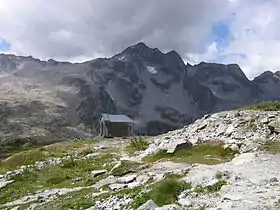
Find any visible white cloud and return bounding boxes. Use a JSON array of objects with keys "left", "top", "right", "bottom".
[
  {"left": 1, "top": 0, "right": 280, "bottom": 79},
  {"left": 196, "top": 0, "right": 280, "bottom": 79},
  {"left": 0, "top": 0, "right": 232, "bottom": 61}
]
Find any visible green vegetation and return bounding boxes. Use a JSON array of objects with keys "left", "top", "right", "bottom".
[
  {"left": 0, "top": 154, "right": 114, "bottom": 204},
  {"left": 0, "top": 139, "right": 99, "bottom": 174},
  {"left": 215, "top": 172, "right": 223, "bottom": 180},
  {"left": 77, "top": 148, "right": 94, "bottom": 156},
  {"left": 247, "top": 119, "right": 258, "bottom": 131},
  {"left": 128, "top": 189, "right": 151, "bottom": 209},
  {"left": 194, "top": 180, "right": 227, "bottom": 194},
  {"left": 111, "top": 160, "right": 146, "bottom": 176},
  {"left": 261, "top": 141, "right": 280, "bottom": 154},
  {"left": 125, "top": 136, "right": 150, "bottom": 154},
  {"left": 149, "top": 177, "right": 191, "bottom": 206},
  {"left": 97, "top": 186, "right": 147, "bottom": 209},
  {"left": 143, "top": 143, "right": 238, "bottom": 165},
  {"left": 240, "top": 101, "right": 280, "bottom": 111},
  {"left": 35, "top": 188, "right": 95, "bottom": 210},
  {"left": 128, "top": 177, "right": 191, "bottom": 208},
  {"left": 0, "top": 137, "right": 39, "bottom": 160},
  {"left": 7, "top": 201, "right": 38, "bottom": 210}
]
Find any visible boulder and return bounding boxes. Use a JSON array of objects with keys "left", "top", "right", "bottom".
[
  {"left": 127, "top": 182, "right": 141, "bottom": 189},
  {"left": 91, "top": 170, "right": 107, "bottom": 177},
  {"left": 155, "top": 204, "right": 182, "bottom": 210},
  {"left": 108, "top": 183, "right": 127, "bottom": 191},
  {"left": 93, "top": 176, "right": 117, "bottom": 190},
  {"left": 137, "top": 200, "right": 158, "bottom": 210},
  {"left": 136, "top": 175, "right": 150, "bottom": 184},
  {"left": 0, "top": 180, "right": 14, "bottom": 190},
  {"left": 118, "top": 174, "right": 137, "bottom": 184},
  {"left": 178, "top": 198, "right": 192, "bottom": 206}
]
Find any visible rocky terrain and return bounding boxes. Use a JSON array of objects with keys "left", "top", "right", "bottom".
[
  {"left": 1, "top": 42, "right": 280, "bottom": 146},
  {"left": 1, "top": 108, "right": 280, "bottom": 209}
]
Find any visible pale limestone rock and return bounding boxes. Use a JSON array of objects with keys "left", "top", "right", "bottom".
[
  {"left": 117, "top": 174, "right": 137, "bottom": 184},
  {"left": 91, "top": 169, "right": 107, "bottom": 177},
  {"left": 137, "top": 200, "right": 158, "bottom": 210}
]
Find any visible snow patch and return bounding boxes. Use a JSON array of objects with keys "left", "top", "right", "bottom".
[
  {"left": 147, "top": 66, "right": 157, "bottom": 74},
  {"left": 118, "top": 56, "right": 125, "bottom": 61}
]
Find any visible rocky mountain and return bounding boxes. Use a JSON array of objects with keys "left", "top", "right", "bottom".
[
  {"left": 252, "top": 70, "right": 280, "bottom": 101},
  {"left": 0, "top": 42, "right": 279, "bottom": 143}
]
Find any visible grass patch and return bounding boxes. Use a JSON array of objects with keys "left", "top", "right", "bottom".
[
  {"left": 194, "top": 180, "right": 227, "bottom": 194},
  {"left": 97, "top": 186, "right": 146, "bottom": 209},
  {"left": 77, "top": 148, "right": 94, "bottom": 156},
  {"left": 129, "top": 192, "right": 151, "bottom": 209},
  {"left": 96, "top": 174, "right": 190, "bottom": 208},
  {"left": 6, "top": 201, "right": 38, "bottom": 210},
  {"left": 261, "top": 141, "right": 280, "bottom": 154},
  {"left": 35, "top": 188, "right": 95, "bottom": 210},
  {"left": 128, "top": 177, "right": 191, "bottom": 208},
  {"left": 0, "top": 139, "right": 100, "bottom": 174},
  {"left": 143, "top": 143, "right": 237, "bottom": 165},
  {"left": 111, "top": 160, "right": 145, "bottom": 177},
  {"left": 125, "top": 137, "right": 149, "bottom": 154},
  {"left": 240, "top": 101, "right": 280, "bottom": 111},
  {"left": 0, "top": 154, "right": 115, "bottom": 204},
  {"left": 149, "top": 178, "right": 191, "bottom": 206}
]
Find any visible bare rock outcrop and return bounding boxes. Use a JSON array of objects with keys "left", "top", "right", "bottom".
[{"left": 143, "top": 110, "right": 280, "bottom": 156}]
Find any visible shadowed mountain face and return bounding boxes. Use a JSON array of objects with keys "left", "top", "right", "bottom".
[{"left": 0, "top": 42, "right": 278, "bottom": 141}]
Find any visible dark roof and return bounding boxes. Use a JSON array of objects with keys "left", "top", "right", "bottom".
[{"left": 101, "top": 114, "right": 134, "bottom": 123}]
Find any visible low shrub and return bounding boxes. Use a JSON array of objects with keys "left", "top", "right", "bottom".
[
  {"left": 240, "top": 101, "right": 280, "bottom": 111},
  {"left": 149, "top": 178, "right": 191, "bottom": 206},
  {"left": 144, "top": 143, "right": 237, "bottom": 165},
  {"left": 261, "top": 141, "right": 280, "bottom": 153},
  {"left": 126, "top": 137, "right": 149, "bottom": 154}
]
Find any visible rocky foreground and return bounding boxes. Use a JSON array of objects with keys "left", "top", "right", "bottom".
[{"left": 1, "top": 110, "right": 280, "bottom": 209}]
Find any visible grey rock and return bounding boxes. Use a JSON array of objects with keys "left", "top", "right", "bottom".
[
  {"left": 93, "top": 176, "right": 117, "bottom": 190},
  {"left": 117, "top": 174, "right": 137, "bottom": 184},
  {"left": 229, "top": 144, "right": 239, "bottom": 151},
  {"left": 260, "top": 117, "right": 270, "bottom": 124},
  {"left": 0, "top": 180, "right": 14, "bottom": 190},
  {"left": 108, "top": 183, "right": 127, "bottom": 191},
  {"left": 203, "top": 178, "right": 219, "bottom": 188},
  {"left": 137, "top": 200, "right": 158, "bottom": 210},
  {"left": 155, "top": 204, "right": 182, "bottom": 210},
  {"left": 127, "top": 181, "right": 141, "bottom": 189},
  {"left": 178, "top": 198, "right": 192, "bottom": 206},
  {"left": 180, "top": 152, "right": 280, "bottom": 209},
  {"left": 91, "top": 170, "right": 107, "bottom": 177},
  {"left": 1, "top": 186, "right": 86, "bottom": 207},
  {"left": 84, "top": 153, "right": 100, "bottom": 159},
  {"left": 143, "top": 110, "right": 280, "bottom": 156},
  {"left": 269, "top": 177, "right": 278, "bottom": 183},
  {"left": 136, "top": 175, "right": 150, "bottom": 184}
]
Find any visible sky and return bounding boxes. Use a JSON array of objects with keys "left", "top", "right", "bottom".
[{"left": 0, "top": 0, "right": 279, "bottom": 79}]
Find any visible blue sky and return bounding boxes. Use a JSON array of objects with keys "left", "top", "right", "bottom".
[
  {"left": 212, "top": 20, "right": 232, "bottom": 48},
  {"left": 208, "top": 20, "right": 247, "bottom": 64},
  {"left": 0, "top": 38, "right": 10, "bottom": 51}
]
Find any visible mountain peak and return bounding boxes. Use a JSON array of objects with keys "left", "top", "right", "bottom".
[{"left": 125, "top": 42, "right": 151, "bottom": 51}]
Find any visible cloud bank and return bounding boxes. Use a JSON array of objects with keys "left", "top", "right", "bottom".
[{"left": 0, "top": 0, "right": 279, "bottom": 78}]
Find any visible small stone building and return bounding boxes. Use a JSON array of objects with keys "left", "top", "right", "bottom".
[{"left": 99, "top": 114, "right": 134, "bottom": 137}]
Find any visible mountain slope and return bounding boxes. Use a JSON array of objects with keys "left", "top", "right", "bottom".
[{"left": 0, "top": 42, "right": 279, "bottom": 142}]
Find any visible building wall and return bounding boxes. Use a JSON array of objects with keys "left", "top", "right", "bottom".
[
  {"left": 100, "top": 119, "right": 133, "bottom": 137},
  {"left": 108, "top": 122, "right": 131, "bottom": 137}
]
